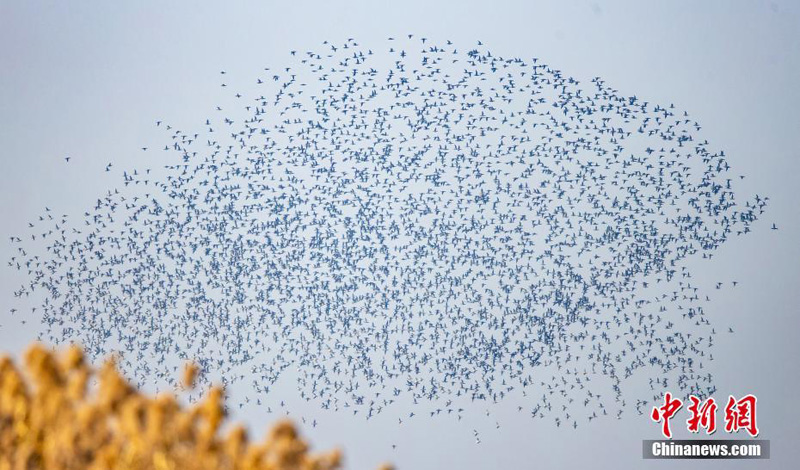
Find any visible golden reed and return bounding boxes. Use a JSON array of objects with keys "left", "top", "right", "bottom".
[{"left": 0, "top": 344, "right": 392, "bottom": 470}]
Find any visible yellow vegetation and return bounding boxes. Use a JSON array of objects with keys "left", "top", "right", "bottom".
[{"left": 0, "top": 344, "right": 392, "bottom": 470}]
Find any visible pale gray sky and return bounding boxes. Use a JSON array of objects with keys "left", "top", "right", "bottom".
[{"left": 1, "top": 1, "right": 799, "bottom": 469}]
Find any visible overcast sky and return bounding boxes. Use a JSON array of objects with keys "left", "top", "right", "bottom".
[{"left": 1, "top": 1, "right": 799, "bottom": 469}]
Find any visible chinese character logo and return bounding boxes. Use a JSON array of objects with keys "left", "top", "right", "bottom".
[
  {"left": 724, "top": 394, "right": 759, "bottom": 437},
  {"left": 651, "top": 392, "right": 683, "bottom": 438},
  {"left": 687, "top": 396, "right": 717, "bottom": 434},
  {"left": 651, "top": 393, "right": 759, "bottom": 438}
]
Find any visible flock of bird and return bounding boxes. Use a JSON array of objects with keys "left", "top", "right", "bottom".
[{"left": 7, "top": 37, "right": 768, "bottom": 429}]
